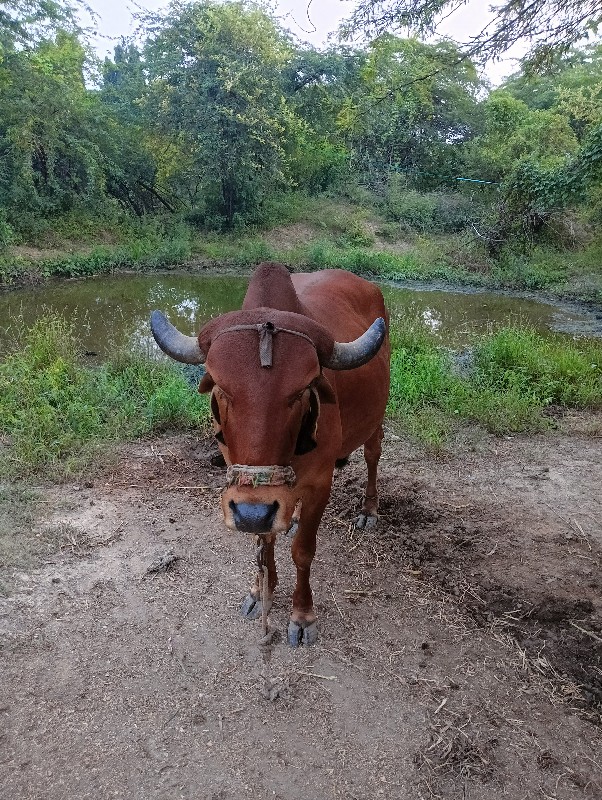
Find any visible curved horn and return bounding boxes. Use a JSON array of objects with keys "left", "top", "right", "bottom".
[
  {"left": 323, "top": 317, "right": 386, "bottom": 371},
  {"left": 150, "top": 310, "right": 205, "bottom": 364}
]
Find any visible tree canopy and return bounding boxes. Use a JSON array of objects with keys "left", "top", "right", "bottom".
[
  {"left": 341, "top": 1, "right": 602, "bottom": 71},
  {"left": 1, "top": 0, "right": 602, "bottom": 254}
]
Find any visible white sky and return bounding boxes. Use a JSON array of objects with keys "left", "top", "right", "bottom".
[{"left": 82, "top": 0, "right": 527, "bottom": 85}]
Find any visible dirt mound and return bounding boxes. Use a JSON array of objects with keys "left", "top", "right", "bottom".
[{"left": 263, "top": 223, "right": 318, "bottom": 251}]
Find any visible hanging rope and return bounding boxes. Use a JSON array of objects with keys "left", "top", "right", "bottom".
[{"left": 256, "top": 537, "right": 279, "bottom": 701}]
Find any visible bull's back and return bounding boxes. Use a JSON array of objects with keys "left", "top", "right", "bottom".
[
  {"left": 292, "top": 270, "right": 390, "bottom": 457},
  {"left": 292, "top": 270, "right": 386, "bottom": 339}
]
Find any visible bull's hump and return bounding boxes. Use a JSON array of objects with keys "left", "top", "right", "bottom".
[{"left": 242, "top": 262, "right": 303, "bottom": 313}]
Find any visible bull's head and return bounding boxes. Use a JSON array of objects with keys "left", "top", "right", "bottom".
[{"left": 150, "top": 306, "right": 385, "bottom": 536}]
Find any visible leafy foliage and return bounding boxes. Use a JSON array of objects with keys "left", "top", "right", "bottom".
[
  {"left": 0, "top": 0, "right": 602, "bottom": 268},
  {"left": 341, "top": 1, "right": 602, "bottom": 72}
]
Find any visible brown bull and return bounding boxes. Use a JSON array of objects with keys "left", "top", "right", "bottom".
[{"left": 151, "top": 262, "right": 390, "bottom": 646}]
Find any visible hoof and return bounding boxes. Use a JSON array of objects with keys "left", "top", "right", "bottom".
[
  {"left": 286, "top": 517, "right": 299, "bottom": 538},
  {"left": 240, "top": 593, "right": 271, "bottom": 621},
  {"left": 355, "top": 512, "right": 378, "bottom": 530},
  {"left": 287, "top": 619, "right": 318, "bottom": 648}
]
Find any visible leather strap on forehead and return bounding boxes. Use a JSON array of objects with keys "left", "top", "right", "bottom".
[{"left": 211, "top": 322, "right": 315, "bottom": 368}]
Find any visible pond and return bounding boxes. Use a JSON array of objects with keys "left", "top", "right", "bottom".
[{"left": 0, "top": 273, "right": 600, "bottom": 359}]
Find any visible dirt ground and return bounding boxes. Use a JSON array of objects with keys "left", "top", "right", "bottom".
[{"left": 1, "top": 420, "right": 601, "bottom": 800}]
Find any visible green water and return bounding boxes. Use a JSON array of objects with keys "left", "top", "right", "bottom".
[{"left": 0, "top": 273, "right": 599, "bottom": 358}]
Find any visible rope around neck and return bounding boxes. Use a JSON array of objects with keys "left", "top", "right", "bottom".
[{"left": 226, "top": 464, "right": 296, "bottom": 488}]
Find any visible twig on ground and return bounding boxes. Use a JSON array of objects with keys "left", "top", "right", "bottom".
[
  {"left": 296, "top": 671, "right": 338, "bottom": 681},
  {"left": 331, "top": 589, "right": 345, "bottom": 621},
  {"left": 569, "top": 621, "right": 602, "bottom": 645}
]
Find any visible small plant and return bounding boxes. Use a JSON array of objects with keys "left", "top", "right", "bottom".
[{"left": 339, "top": 220, "right": 375, "bottom": 248}]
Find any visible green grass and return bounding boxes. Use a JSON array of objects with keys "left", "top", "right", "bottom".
[
  {"left": 193, "top": 235, "right": 276, "bottom": 267},
  {"left": 0, "top": 220, "right": 194, "bottom": 286},
  {"left": 0, "top": 315, "right": 209, "bottom": 479},
  {"left": 2, "top": 309, "right": 601, "bottom": 471},
  {"left": 387, "top": 318, "right": 602, "bottom": 446},
  {"left": 1, "top": 310, "right": 600, "bottom": 475}
]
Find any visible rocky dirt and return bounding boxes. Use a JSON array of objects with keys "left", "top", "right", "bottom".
[{"left": 1, "top": 421, "right": 601, "bottom": 800}]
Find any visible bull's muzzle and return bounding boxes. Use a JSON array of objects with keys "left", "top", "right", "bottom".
[
  {"left": 229, "top": 501, "right": 279, "bottom": 534},
  {"left": 223, "top": 464, "right": 297, "bottom": 535}
]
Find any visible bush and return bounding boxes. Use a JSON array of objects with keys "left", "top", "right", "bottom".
[
  {"left": 384, "top": 182, "right": 481, "bottom": 234},
  {"left": 387, "top": 316, "right": 602, "bottom": 445},
  {"left": 338, "top": 219, "right": 375, "bottom": 247},
  {"left": 0, "top": 211, "right": 15, "bottom": 250},
  {"left": 385, "top": 188, "right": 439, "bottom": 233}
]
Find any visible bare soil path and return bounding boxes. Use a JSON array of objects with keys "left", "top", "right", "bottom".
[{"left": 1, "top": 422, "right": 601, "bottom": 800}]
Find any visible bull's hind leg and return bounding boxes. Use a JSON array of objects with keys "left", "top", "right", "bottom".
[
  {"left": 240, "top": 535, "right": 278, "bottom": 621},
  {"left": 356, "top": 424, "right": 384, "bottom": 530}
]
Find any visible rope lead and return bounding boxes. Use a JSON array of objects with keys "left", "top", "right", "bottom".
[{"left": 257, "top": 538, "right": 279, "bottom": 700}]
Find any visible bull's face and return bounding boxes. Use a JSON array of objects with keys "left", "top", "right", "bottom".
[{"left": 201, "top": 332, "right": 323, "bottom": 535}]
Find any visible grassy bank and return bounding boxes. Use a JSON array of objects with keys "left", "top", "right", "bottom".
[
  {"left": 1, "top": 311, "right": 601, "bottom": 482},
  {"left": 388, "top": 319, "right": 602, "bottom": 445},
  {"left": 0, "top": 316, "right": 209, "bottom": 480},
  {"left": 1, "top": 195, "right": 602, "bottom": 304}
]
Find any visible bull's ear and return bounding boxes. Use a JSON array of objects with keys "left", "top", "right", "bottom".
[
  {"left": 198, "top": 372, "right": 215, "bottom": 394},
  {"left": 315, "top": 374, "right": 336, "bottom": 404},
  {"left": 295, "top": 389, "right": 320, "bottom": 455}
]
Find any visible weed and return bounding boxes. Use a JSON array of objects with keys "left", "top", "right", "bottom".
[{"left": 0, "top": 485, "right": 42, "bottom": 575}]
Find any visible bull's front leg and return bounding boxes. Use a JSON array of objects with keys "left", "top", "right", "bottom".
[
  {"left": 288, "top": 484, "right": 331, "bottom": 647},
  {"left": 240, "top": 534, "right": 278, "bottom": 621},
  {"left": 356, "top": 423, "right": 384, "bottom": 530}
]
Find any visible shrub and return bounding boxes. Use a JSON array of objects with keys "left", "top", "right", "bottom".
[
  {"left": 0, "top": 211, "right": 15, "bottom": 250},
  {"left": 386, "top": 189, "right": 439, "bottom": 233}
]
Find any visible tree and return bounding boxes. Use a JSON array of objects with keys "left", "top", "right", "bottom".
[
  {"left": 0, "top": 30, "right": 108, "bottom": 222},
  {"left": 0, "top": 0, "right": 85, "bottom": 49},
  {"left": 341, "top": 1, "right": 602, "bottom": 71},
  {"left": 143, "top": 1, "right": 293, "bottom": 226},
  {"left": 335, "top": 36, "right": 482, "bottom": 186},
  {"left": 99, "top": 42, "right": 172, "bottom": 216},
  {"left": 502, "top": 44, "right": 602, "bottom": 142}
]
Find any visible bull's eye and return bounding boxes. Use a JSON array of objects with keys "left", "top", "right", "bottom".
[{"left": 295, "top": 388, "right": 320, "bottom": 455}]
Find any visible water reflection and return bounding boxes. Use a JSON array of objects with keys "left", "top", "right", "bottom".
[
  {"left": 421, "top": 308, "right": 442, "bottom": 333},
  {"left": 0, "top": 273, "right": 598, "bottom": 359}
]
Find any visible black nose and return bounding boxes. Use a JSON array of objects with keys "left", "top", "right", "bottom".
[{"left": 229, "top": 501, "right": 279, "bottom": 534}]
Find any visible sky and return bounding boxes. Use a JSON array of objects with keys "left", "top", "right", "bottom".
[{"left": 82, "top": 0, "right": 527, "bottom": 85}]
